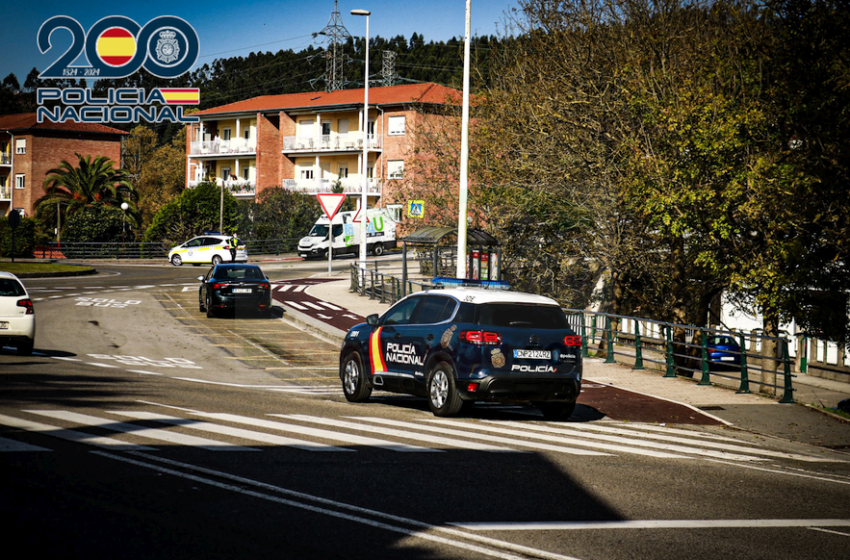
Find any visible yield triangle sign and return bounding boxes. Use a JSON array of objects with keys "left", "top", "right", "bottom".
[{"left": 316, "top": 193, "right": 346, "bottom": 220}]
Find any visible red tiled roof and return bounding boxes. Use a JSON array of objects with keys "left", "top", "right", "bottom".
[
  {"left": 195, "top": 82, "right": 462, "bottom": 116},
  {"left": 0, "top": 113, "right": 129, "bottom": 135}
]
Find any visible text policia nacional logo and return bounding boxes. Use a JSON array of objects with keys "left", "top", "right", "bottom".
[{"left": 36, "top": 15, "right": 200, "bottom": 124}]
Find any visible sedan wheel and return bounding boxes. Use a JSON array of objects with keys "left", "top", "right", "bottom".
[
  {"left": 427, "top": 363, "right": 463, "bottom": 417},
  {"left": 206, "top": 296, "right": 215, "bottom": 318},
  {"left": 171, "top": 255, "right": 182, "bottom": 266}
]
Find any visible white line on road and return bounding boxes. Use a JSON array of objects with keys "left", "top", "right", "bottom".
[
  {"left": 26, "top": 410, "right": 256, "bottom": 451},
  {"left": 0, "top": 413, "right": 153, "bottom": 451},
  {"left": 95, "top": 450, "right": 583, "bottom": 560},
  {"left": 107, "top": 411, "right": 352, "bottom": 452},
  {"left": 279, "top": 415, "right": 523, "bottom": 454},
  {"left": 451, "top": 519, "right": 850, "bottom": 531}
]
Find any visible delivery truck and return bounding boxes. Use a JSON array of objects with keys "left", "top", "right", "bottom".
[{"left": 298, "top": 208, "right": 398, "bottom": 259}]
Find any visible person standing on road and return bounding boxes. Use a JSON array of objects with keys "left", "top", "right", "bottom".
[{"left": 228, "top": 235, "right": 238, "bottom": 262}]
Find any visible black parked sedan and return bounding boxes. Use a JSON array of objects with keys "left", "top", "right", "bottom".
[{"left": 198, "top": 264, "right": 272, "bottom": 318}]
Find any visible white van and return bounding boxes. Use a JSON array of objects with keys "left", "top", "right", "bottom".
[{"left": 298, "top": 209, "right": 397, "bottom": 259}]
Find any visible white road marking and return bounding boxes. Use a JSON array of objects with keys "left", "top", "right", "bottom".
[
  {"left": 194, "top": 412, "right": 435, "bottom": 452},
  {"left": 0, "top": 436, "right": 50, "bottom": 452},
  {"left": 279, "top": 415, "right": 524, "bottom": 453},
  {"left": 451, "top": 519, "right": 850, "bottom": 531},
  {"left": 108, "top": 411, "right": 351, "bottom": 452},
  {"left": 302, "top": 301, "right": 326, "bottom": 311},
  {"left": 26, "top": 410, "right": 255, "bottom": 451},
  {"left": 96, "top": 451, "right": 582, "bottom": 560},
  {"left": 0, "top": 413, "right": 153, "bottom": 451},
  {"left": 127, "top": 370, "right": 163, "bottom": 376},
  {"left": 537, "top": 421, "right": 839, "bottom": 463},
  {"left": 281, "top": 301, "right": 308, "bottom": 311},
  {"left": 318, "top": 301, "right": 342, "bottom": 311}
]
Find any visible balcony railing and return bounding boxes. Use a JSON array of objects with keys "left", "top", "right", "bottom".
[
  {"left": 0, "top": 186, "right": 10, "bottom": 200},
  {"left": 282, "top": 133, "right": 381, "bottom": 152},
  {"left": 189, "top": 138, "right": 257, "bottom": 156},
  {"left": 189, "top": 179, "right": 256, "bottom": 196},
  {"left": 281, "top": 178, "right": 382, "bottom": 195},
  {"left": 0, "top": 153, "right": 11, "bottom": 165}
]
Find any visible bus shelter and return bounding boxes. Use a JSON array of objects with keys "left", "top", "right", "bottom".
[{"left": 401, "top": 226, "right": 501, "bottom": 296}]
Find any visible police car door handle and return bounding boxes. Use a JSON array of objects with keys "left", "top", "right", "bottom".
[
  {"left": 425, "top": 334, "right": 434, "bottom": 341},
  {"left": 394, "top": 332, "right": 402, "bottom": 339}
]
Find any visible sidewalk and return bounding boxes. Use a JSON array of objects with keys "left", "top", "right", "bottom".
[{"left": 297, "top": 272, "right": 850, "bottom": 450}]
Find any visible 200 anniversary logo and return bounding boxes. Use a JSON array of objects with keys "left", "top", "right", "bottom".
[{"left": 36, "top": 15, "right": 200, "bottom": 124}]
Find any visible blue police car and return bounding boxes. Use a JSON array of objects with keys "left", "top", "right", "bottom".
[{"left": 339, "top": 279, "right": 583, "bottom": 419}]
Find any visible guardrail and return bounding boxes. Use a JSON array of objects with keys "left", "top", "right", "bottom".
[
  {"left": 348, "top": 263, "right": 795, "bottom": 402},
  {"left": 33, "top": 238, "right": 302, "bottom": 260},
  {"left": 563, "top": 310, "right": 795, "bottom": 403}
]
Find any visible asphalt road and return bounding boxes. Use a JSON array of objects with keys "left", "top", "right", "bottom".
[{"left": 2, "top": 261, "right": 849, "bottom": 560}]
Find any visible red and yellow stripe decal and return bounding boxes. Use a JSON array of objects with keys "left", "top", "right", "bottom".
[
  {"left": 159, "top": 88, "right": 201, "bottom": 105},
  {"left": 369, "top": 328, "right": 388, "bottom": 375}
]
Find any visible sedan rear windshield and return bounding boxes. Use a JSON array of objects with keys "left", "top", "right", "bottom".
[
  {"left": 476, "top": 303, "right": 568, "bottom": 329},
  {"left": 0, "top": 279, "right": 26, "bottom": 297}
]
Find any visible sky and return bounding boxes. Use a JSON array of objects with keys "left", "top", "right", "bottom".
[{"left": 0, "top": 0, "right": 520, "bottom": 85}]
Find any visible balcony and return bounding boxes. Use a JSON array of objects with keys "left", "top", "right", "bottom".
[
  {"left": 0, "top": 153, "right": 10, "bottom": 165},
  {"left": 189, "top": 138, "right": 257, "bottom": 157},
  {"left": 0, "top": 186, "right": 10, "bottom": 200},
  {"left": 282, "top": 134, "right": 381, "bottom": 153},
  {"left": 189, "top": 179, "right": 256, "bottom": 197},
  {"left": 281, "top": 178, "right": 382, "bottom": 196}
]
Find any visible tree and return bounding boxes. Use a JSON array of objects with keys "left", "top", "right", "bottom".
[
  {"left": 34, "top": 154, "right": 140, "bottom": 240},
  {"left": 144, "top": 182, "right": 237, "bottom": 243},
  {"left": 235, "top": 187, "right": 322, "bottom": 239}
]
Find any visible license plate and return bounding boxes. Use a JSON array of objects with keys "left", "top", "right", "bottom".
[
  {"left": 0, "top": 321, "right": 8, "bottom": 329},
  {"left": 719, "top": 356, "right": 734, "bottom": 361},
  {"left": 233, "top": 288, "right": 252, "bottom": 294},
  {"left": 513, "top": 349, "right": 551, "bottom": 360}
]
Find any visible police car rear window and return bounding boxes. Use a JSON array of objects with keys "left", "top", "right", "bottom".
[{"left": 476, "top": 303, "right": 568, "bottom": 329}]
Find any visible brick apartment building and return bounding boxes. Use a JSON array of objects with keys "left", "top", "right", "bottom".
[
  {"left": 185, "top": 82, "right": 461, "bottom": 215},
  {"left": 0, "top": 113, "right": 128, "bottom": 218}
]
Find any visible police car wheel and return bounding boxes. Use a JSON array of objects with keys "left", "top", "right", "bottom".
[
  {"left": 342, "top": 352, "right": 372, "bottom": 402},
  {"left": 428, "top": 363, "right": 463, "bottom": 417},
  {"left": 171, "top": 255, "right": 182, "bottom": 266},
  {"left": 536, "top": 402, "right": 576, "bottom": 421},
  {"left": 212, "top": 255, "right": 223, "bottom": 265}
]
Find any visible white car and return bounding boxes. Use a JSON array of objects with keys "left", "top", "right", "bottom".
[
  {"left": 0, "top": 271, "right": 35, "bottom": 355},
  {"left": 168, "top": 234, "right": 247, "bottom": 266}
]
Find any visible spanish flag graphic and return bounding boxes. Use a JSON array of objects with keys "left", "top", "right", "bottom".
[
  {"left": 369, "top": 328, "right": 388, "bottom": 375},
  {"left": 159, "top": 88, "right": 200, "bottom": 105},
  {"left": 96, "top": 27, "right": 136, "bottom": 67}
]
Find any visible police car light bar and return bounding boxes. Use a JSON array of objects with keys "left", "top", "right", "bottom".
[{"left": 431, "top": 277, "right": 511, "bottom": 290}]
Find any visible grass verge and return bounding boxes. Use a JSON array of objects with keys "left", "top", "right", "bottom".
[{"left": 0, "top": 261, "right": 96, "bottom": 277}]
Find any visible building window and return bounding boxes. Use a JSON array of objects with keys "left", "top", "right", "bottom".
[
  {"left": 388, "top": 115, "right": 406, "bottom": 136},
  {"left": 388, "top": 160, "right": 404, "bottom": 179},
  {"left": 322, "top": 122, "right": 332, "bottom": 136},
  {"left": 15, "top": 139, "right": 25, "bottom": 154},
  {"left": 338, "top": 165, "right": 348, "bottom": 179},
  {"left": 222, "top": 128, "right": 232, "bottom": 141},
  {"left": 301, "top": 169, "right": 314, "bottom": 180},
  {"left": 367, "top": 120, "right": 376, "bottom": 136},
  {"left": 222, "top": 167, "right": 231, "bottom": 180},
  {"left": 242, "top": 168, "right": 250, "bottom": 180},
  {"left": 244, "top": 129, "right": 250, "bottom": 140},
  {"left": 14, "top": 208, "right": 25, "bottom": 218},
  {"left": 15, "top": 174, "right": 25, "bottom": 189}
]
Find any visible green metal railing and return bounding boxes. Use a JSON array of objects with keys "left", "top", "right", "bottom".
[{"left": 564, "top": 309, "right": 795, "bottom": 403}]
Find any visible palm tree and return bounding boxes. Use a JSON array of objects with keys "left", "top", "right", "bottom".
[{"left": 35, "top": 153, "right": 141, "bottom": 227}]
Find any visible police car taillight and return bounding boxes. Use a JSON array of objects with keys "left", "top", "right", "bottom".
[
  {"left": 460, "top": 330, "right": 502, "bottom": 345},
  {"left": 564, "top": 335, "right": 582, "bottom": 347}
]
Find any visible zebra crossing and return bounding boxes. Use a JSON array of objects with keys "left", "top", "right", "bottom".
[{"left": 0, "top": 407, "right": 842, "bottom": 464}]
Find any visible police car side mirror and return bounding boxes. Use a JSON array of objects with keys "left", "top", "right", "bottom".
[
  {"left": 196, "top": 276, "right": 205, "bottom": 282},
  {"left": 366, "top": 314, "right": 379, "bottom": 326}
]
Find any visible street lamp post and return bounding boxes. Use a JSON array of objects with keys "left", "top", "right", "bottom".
[
  {"left": 456, "top": 0, "right": 472, "bottom": 278},
  {"left": 121, "top": 202, "right": 129, "bottom": 256},
  {"left": 351, "top": 8, "right": 370, "bottom": 276}
]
